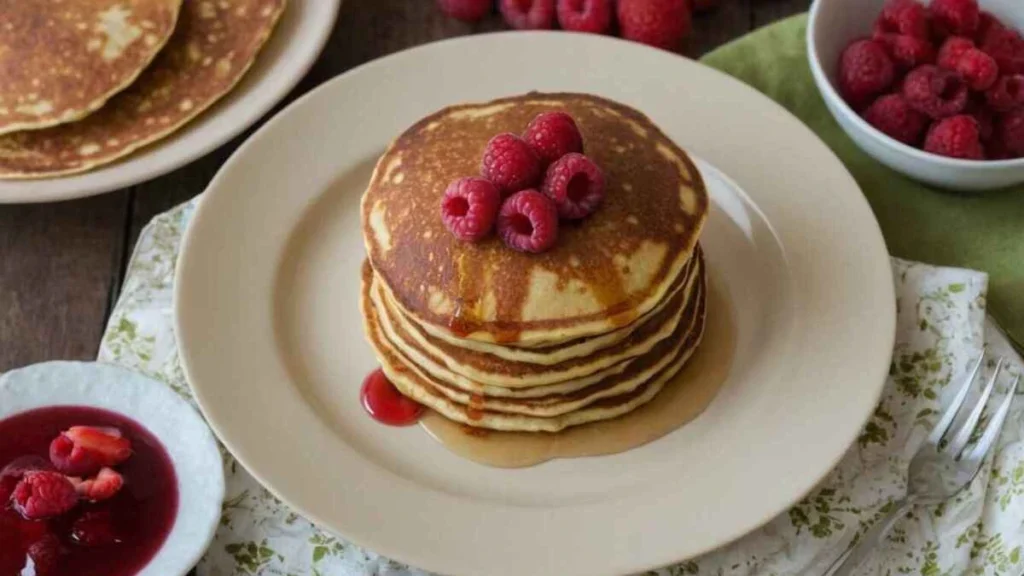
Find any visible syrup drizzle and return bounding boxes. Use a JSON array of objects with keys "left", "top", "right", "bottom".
[{"left": 467, "top": 393, "right": 485, "bottom": 421}]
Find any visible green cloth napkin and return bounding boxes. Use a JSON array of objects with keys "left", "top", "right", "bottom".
[{"left": 701, "top": 14, "right": 1024, "bottom": 350}]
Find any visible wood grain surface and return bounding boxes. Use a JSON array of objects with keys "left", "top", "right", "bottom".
[{"left": 0, "top": 0, "right": 808, "bottom": 369}]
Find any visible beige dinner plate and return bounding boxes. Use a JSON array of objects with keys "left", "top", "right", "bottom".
[
  {"left": 174, "top": 33, "right": 895, "bottom": 576},
  {"left": 0, "top": 0, "right": 341, "bottom": 204}
]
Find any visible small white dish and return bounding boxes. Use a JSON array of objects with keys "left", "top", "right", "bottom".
[
  {"left": 174, "top": 32, "right": 895, "bottom": 576},
  {"left": 0, "top": 361, "right": 224, "bottom": 576},
  {"left": 808, "top": 0, "right": 1024, "bottom": 191},
  {"left": 0, "top": 0, "right": 342, "bottom": 204}
]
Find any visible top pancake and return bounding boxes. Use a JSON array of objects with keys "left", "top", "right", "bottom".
[
  {"left": 0, "top": 0, "right": 183, "bottom": 136},
  {"left": 362, "top": 93, "right": 708, "bottom": 347}
]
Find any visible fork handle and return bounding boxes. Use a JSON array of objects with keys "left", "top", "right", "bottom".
[{"left": 823, "top": 499, "right": 913, "bottom": 576}]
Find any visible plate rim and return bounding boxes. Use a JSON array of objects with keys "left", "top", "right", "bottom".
[
  {"left": 0, "top": 0, "right": 343, "bottom": 204},
  {"left": 174, "top": 31, "right": 896, "bottom": 576}
]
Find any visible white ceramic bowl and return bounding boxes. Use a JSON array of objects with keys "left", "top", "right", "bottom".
[
  {"left": 0, "top": 362, "right": 224, "bottom": 576},
  {"left": 807, "top": 0, "right": 1024, "bottom": 191}
]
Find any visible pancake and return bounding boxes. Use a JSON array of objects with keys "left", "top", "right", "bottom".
[
  {"left": 362, "top": 260, "right": 708, "bottom": 432},
  {"left": 382, "top": 253, "right": 698, "bottom": 366},
  {"left": 0, "top": 0, "right": 183, "bottom": 136},
  {"left": 0, "top": 0, "right": 287, "bottom": 179},
  {"left": 362, "top": 93, "right": 708, "bottom": 347},
  {"left": 372, "top": 249, "right": 703, "bottom": 390},
  {"left": 403, "top": 273, "right": 704, "bottom": 418}
]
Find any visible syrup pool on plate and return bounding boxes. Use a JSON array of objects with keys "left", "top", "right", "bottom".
[{"left": 0, "top": 406, "right": 178, "bottom": 576}]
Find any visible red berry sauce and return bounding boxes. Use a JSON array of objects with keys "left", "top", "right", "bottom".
[
  {"left": 361, "top": 369, "right": 424, "bottom": 426},
  {"left": 0, "top": 406, "right": 178, "bottom": 576}
]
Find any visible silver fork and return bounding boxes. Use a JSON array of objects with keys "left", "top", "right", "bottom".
[{"left": 824, "top": 356, "right": 1019, "bottom": 576}]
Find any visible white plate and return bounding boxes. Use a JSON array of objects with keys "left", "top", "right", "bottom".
[
  {"left": 0, "top": 361, "right": 224, "bottom": 576},
  {"left": 174, "top": 33, "right": 895, "bottom": 576},
  {"left": 0, "top": 0, "right": 342, "bottom": 204}
]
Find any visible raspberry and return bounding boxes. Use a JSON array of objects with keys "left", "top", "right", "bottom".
[
  {"left": 436, "top": 0, "right": 491, "bottom": 21},
  {"left": 902, "top": 64, "right": 968, "bottom": 118},
  {"left": 838, "top": 39, "right": 895, "bottom": 109},
  {"left": 965, "top": 95, "right": 995, "bottom": 140},
  {"left": 996, "top": 107, "right": 1024, "bottom": 157},
  {"left": 956, "top": 48, "right": 999, "bottom": 90},
  {"left": 0, "top": 456, "right": 51, "bottom": 503},
  {"left": 863, "top": 94, "right": 929, "bottom": 144},
  {"left": 499, "top": 0, "right": 556, "bottom": 29},
  {"left": 497, "top": 190, "right": 559, "bottom": 253},
  {"left": 985, "top": 74, "right": 1024, "bottom": 112},
  {"left": 541, "top": 153, "right": 605, "bottom": 219},
  {"left": 924, "top": 115, "right": 985, "bottom": 159},
  {"left": 981, "top": 27, "right": 1024, "bottom": 75},
  {"left": 875, "top": 0, "right": 930, "bottom": 39},
  {"left": 11, "top": 471, "right": 78, "bottom": 520},
  {"left": 48, "top": 434, "right": 93, "bottom": 477},
  {"left": 440, "top": 177, "right": 501, "bottom": 242},
  {"left": 71, "top": 508, "right": 121, "bottom": 546},
  {"left": 26, "top": 534, "right": 62, "bottom": 576},
  {"left": 616, "top": 0, "right": 691, "bottom": 51},
  {"left": 556, "top": 0, "right": 611, "bottom": 34},
  {"left": 976, "top": 11, "right": 1005, "bottom": 45},
  {"left": 49, "top": 426, "right": 131, "bottom": 476},
  {"left": 68, "top": 467, "right": 124, "bottom": 502},
  {"left": 937, "top": 36, "right": 975, "bottom": 70},
  {"left": 929, "top": 0, "right": 980, "bottom": 39},
  {"left": 876, "top": 33, "right": 936, "bottom": 71},
  {"left": 481, "top": 133, "right": 542, "bottom": 194},
  {"left": 522, "top": 112, "right": 584, "bottom": 166}
]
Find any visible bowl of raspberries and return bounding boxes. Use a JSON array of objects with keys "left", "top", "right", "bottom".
[{"left": 808, "top": 0, "right": 1024, "bottom": 191}]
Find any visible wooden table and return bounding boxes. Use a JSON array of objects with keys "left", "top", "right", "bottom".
[{"left": 0, "top": 0, "right": 806, "bottom": 372}]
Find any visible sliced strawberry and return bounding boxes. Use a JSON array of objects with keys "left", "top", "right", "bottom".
[
  {"left": 69, "top": 467, "right": 124, "bottom": 502},
  {"left": 50, "top": 426, "right": 131, "bottom": 475}
]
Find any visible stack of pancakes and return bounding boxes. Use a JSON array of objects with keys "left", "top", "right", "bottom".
[
  {"left": 361, "top": 93, "right": 709, "bottom": 433},
  {"left": 0, "top": 0, "right": 287, "bottom": 179}
]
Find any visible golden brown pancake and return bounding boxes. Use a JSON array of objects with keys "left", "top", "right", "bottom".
[
  {"left": 361, "top": 258, "right": 708, "bottom": 432},
  {"left": 0, "top": 0, "right": 183, "bottom": 136},
  {"left": 382, "top": 253, "right": 698, "bottom": 367},
  {"left": 362, "top": 93, "right": 708, "bottom": 347},
  {"left": 395, "top": 268, "right": 704, "bottom": 417},
  {"left": 372, "top": 250, "right": 702, "bottom": 390},
  {"left": 0, "top": 0, "right": 287, "bottom": 179}
]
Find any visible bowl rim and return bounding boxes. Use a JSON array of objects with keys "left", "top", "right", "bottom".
[{"left": 806, "top": 0, "right": 1024, "bottom": 169}]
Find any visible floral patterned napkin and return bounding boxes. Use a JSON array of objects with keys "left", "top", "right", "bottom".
[{"left": 99, "top": 199, "right": 1023, "bottom": 576}]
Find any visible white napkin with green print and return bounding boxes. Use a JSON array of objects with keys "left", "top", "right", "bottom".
[{"left": 99, "top": 199, "right": 1023, "bottom": 576}]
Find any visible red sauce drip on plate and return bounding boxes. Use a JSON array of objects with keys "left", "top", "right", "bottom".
[
  {"left": 0, "top": 406, "right": 178, "bottom": 576},
  {"left": 361, "top": 369, "right": 424, "bottom": 426}
]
